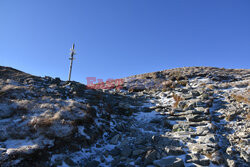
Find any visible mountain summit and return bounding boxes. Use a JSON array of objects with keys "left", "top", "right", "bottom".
[{"left": 0, "top": 66, "right": 249, "bottom": 166}]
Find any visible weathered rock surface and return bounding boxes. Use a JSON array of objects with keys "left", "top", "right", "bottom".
[{"left": 0, "top": 66, "right": 249, "bottom": 167}]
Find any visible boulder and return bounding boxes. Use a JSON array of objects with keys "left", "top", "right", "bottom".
[
  {"left": 144, "top": 149, "right": 157, "bottom": 164},
  {"left": 153, "top": 157, "right": 184, "bottom": 167},
  {"left": 110, "top": 134, "right": 120, "bottom": 145}
]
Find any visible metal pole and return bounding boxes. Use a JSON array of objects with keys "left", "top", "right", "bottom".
[{"left": 68, "top": 43, "right": 76, "bottom": 81}]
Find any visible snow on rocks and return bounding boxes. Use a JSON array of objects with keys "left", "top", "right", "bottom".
[{"left": 0, "top": 66, "right": 250, "bottom": 166}]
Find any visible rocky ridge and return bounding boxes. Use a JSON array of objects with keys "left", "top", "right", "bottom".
[{"left": 0, "top": 66, "right": 249, "bottom": 167}]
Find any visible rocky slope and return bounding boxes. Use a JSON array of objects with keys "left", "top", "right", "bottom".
[{"left": 0, "top": 66, "right": 249, "bottom": 167}]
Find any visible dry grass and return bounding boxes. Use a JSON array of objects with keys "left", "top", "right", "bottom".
[
  {"left": 172, "top": 93, "right": 183, "bottom": 108},
  {"left": 29, "top": 117, "right": 54, "bottom": 127},
  {"left": 177, "top": 80, "right": 188, "bottom": 86},
  {"left": 231, "top": 94, "right": 250, "bottom": 104},
  {"left": 200, "top": 83, "right": 206, "bottom": 87},
  {"left": 128, "top": 88, "right": 135, "bottom": 93},
  {"left": 162, "top": 80, "right": 173, "bottom": 87},
  {"left": 219, "top": 83, "right": 232, "bottom": 89},
  {"left": 29, "top": 110, "right": 63, "bottom": 127},
  {"left": 206, "top": 84, "right": 214, "bottom": 90},
  {"left": 204, "top": 152, "right": 213, "bottom": 159},
  {"left": 162, "top": 88, "right": 168, "bottom": 92},
  {"left": 234, "top": 81, "right": 249, "bottom": 88},
  {"left": 225, "top": 114, "right": 232, "bottom": 121},
  {"left": 246, "top": 113, "right": 250, "bottom": 121},
  {"left": 169, "top": 71, "right": 186, "bottom": 81}
]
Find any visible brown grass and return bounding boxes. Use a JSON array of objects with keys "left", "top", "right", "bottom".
[
  {"left": 206, "top": 84, "right": 214, "bottom": 90},
  {"left": 29, "top": 117, "right": 54, "bottom": 127},
  {"left": 162, "top": 80, "right": 173, "bottom": 88},
  {"left": 177, "top": 80, "right": 188, "bottom": 86},
  {"left": 225, "top": 114, "right": 231, "bottom": 121},
  {"left": 128, "top": 88, "right": 134, "bottom": 93},
  {"left": 246, "top": 113, "right": 250, "bottom": 121},
  {"left": 169, "top": 71, "right": 187, "bottom": 81},
  {"left": 204, "top": 152, "right": 213, "bottom": 159},
  {"left": 29, "top": 110, "right": 62, "bottom": 127},
  {"left": 200, "top": 83, "right": 206, "bottom": 87},
  {"left": 172, "top": 93, "right": 183, "bottom": 108},
  {"left": 231, "top": 94, "right": 250, "bottom": 104},
  {"left": 162, "top": 88, "right": 168, "bottom": 92}
]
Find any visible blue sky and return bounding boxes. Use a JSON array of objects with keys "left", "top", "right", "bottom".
[{"left": 0, "top": 0, "right": 249, "bottom": 84}]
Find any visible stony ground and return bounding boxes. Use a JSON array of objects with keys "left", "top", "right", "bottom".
[{"left": 0, "top": 66, "right": 249, "bottom": 167}]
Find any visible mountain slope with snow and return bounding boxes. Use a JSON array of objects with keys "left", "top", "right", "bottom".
[{"left": 0, "top": 66, "right": 249, "bottom": 167}]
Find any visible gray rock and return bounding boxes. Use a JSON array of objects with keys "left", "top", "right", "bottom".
[
  {"left": 144, "top": 149, "right": 157, "bottom": 164},
  {"left": 186, "top": 115, "right": 207, "bottom": 122},
  {"left": 240, "top": 149, "right": 250, "bottom": 163},
  {"left": 204, "top": 108, "right": 210, "bottom": 115},
  {"left": 134, "top": 136, "right": 147, "bottom": 145},
  {"left": 64, "top": 157, "right": 77, "bottom": 166},
  {"left": 196, "top": 100, "right": 208, "bottom": 107},
  {"left": 132, "top": 149, "right": 145, "bottom": 156},
  {"left": 121, "top": 147, "right": 132, "bottom": 157},
  {"left": 192, "top": 91, "right": 200, "bottom": 97},
  {"left": 135, "top": 157, "right": 143, "bottom": 165},
  {"left": 119, "top": 138, "right": 130, "bottom": 147},
  {"left": 226, "top": 146, "right": 236, "bottom": 156},
  {"left": 185, "top": 154, "right": 210, "bottom": 166},
  {"left": 0, "top": 129, "right": 8, "bottom": 141},
  {"left": 188, "top": 143, "right": 215, "bottom": 154},
  {"left": 110, "top": 147, "right": 121, "bottom": 156},
  {"left": 0, "top": 148, "right": 6, "bottom": 154},
  {"left": 185, "top": 102, "right": 195, "bottom": 110},
  {"left": 178, "top": 101, "right": 186, "bottom": 109},
  {"left": 164, "top": 146, "right": 185, "bottom": 155},
  {"left": 196, "top": 126, "right": 210, "bottom": 136},
  {"left": 226, "top": 159, "right": 236, "bottom": 167},
  {"left": 45, "top": 123, "right": 74, "bottom": 138},
  {"left": 150, "top": 118, "right": 162, "bottom": 124},
  {"left": 110, "top": 134, "right": 120, "bottom": 145},
  {"left": 173, "top": 123, "right": 189, "bottom": 132},
  {"left": 198, "top": 134, "right": 216, "bottom": 144},
  {"left": 0, "top": 104, "right": 14, "bottom": 118},
  {"left": 211, "top": 151, "right": 224, "bottom": 165},
  {"left": 111, "top": 156, "right": 121, "bottom": 166},
  {"left": 184, "top": 94, "right": 193, "bottom": 100},
  {"left": 153, "top": 157, "right": 184, "bottom": 167},
  {"left": 85, "top": 160, "right": 100, "bottom": 167}
]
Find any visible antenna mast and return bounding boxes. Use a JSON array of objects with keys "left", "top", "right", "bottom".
[{"left": 68, "top": 43, "right": 76, "bottom": 81}]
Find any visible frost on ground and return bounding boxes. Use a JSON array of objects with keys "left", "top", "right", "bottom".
[{"left": 0, "top": 66, "right": 249, "bottom": 166}]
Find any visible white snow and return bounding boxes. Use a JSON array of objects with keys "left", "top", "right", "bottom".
[
  {"left": 78, "top": 126, "right": 90, "bottom": 139},
  {"left": 3, "top": 139, "right": 34, "bottom": 149},
  {"left": 134, "top": 110, "right": 160, "bottom": 123}
]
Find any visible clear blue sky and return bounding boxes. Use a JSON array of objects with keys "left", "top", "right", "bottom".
[{"left": 0, "top": 0, "right": 249, "bottom": 83}]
